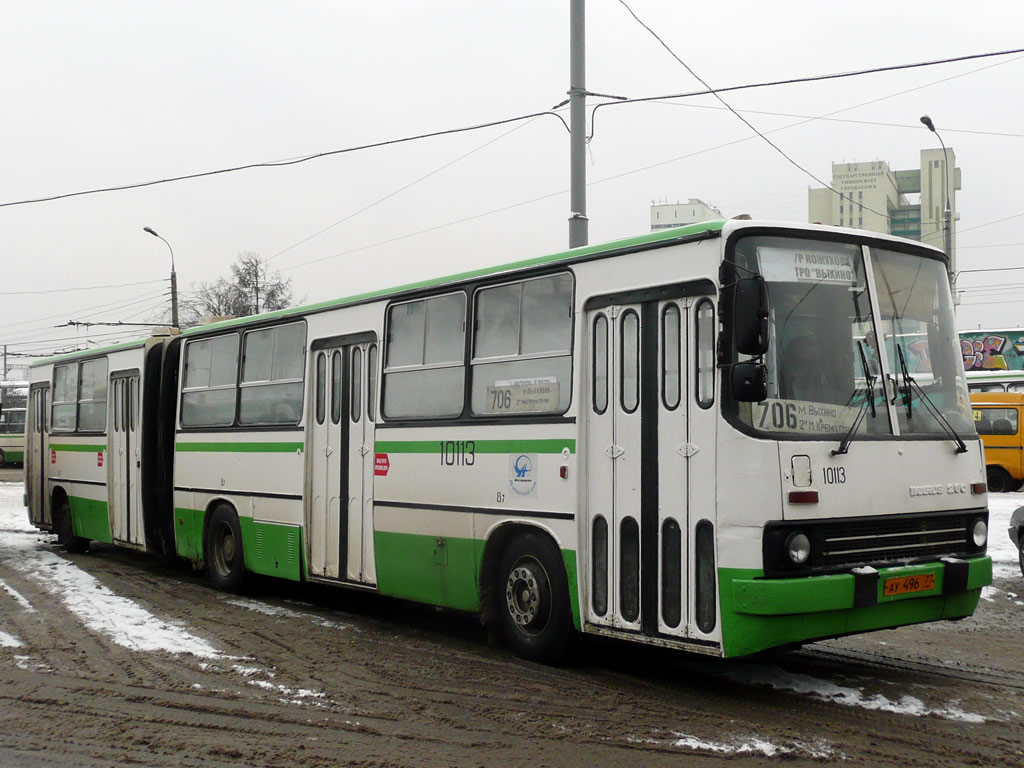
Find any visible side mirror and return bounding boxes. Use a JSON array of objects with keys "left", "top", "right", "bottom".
[
  {"left": 731, "top": 362, "right": 767, "bottom": 402},
  {"left": 734, "top": 277, "right": 769, "bottom": 356}
]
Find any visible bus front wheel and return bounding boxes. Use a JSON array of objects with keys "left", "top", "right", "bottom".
[
  {"left": 55, "top": 497, "right": 89, "bottom": 554},
  {"left": 206, "top": 505, "right": 246, "bottom": 593},
  {"left": 495, "top": 530, "right": 573, "bottom": 664}
]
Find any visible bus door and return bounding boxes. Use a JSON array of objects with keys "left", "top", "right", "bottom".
[
  {"left": 26, "top": 384, "right": 50, "bottom": 528},
  {"left": 109, "top": 372, "right": 144, "bottom": 547},
  {"left": 308, "top": 336, "right": 377, "bottom": 585},
  {"left": 585, "top": 297, "right": 692, "bottom": 638}
]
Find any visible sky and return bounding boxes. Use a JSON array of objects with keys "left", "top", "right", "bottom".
[{"left": 2, "top": 1, "right": 1023, "bottom": 375}]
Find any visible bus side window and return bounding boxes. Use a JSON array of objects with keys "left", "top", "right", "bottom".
[
  {"left": 181, "top": 334, "right": 240, "bottom": 427},
  {"left": 239, "top": 322, "right": 306, "bottom": 425},
  {"left": 470, "top": 273, "right": 573, "bottom": 416},
  {"left": 382, "top": 292, "right": 466, "bottom": 419},
  {"left": 695, "top": 298, "right": 715, "bottom": 408},
  {"left": 52, "top": 363, "right": 78, "bottom": 431}
]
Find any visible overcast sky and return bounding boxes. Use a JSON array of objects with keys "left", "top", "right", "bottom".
[{"left": 2, "top": 1, "right": 1022, "bottom": 373}]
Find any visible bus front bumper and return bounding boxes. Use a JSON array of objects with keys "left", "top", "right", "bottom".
[{"left": 719, "top": 555, "right": 991, "bottom": 657}]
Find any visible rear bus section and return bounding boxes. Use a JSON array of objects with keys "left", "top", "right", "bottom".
[{"left": 26, "top": 334, "right": 178, "bottom": 556}]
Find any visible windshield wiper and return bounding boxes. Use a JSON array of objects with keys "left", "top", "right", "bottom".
[
  {"left": 832, "top": 341, "right": 876, "bottom": 456},
  {"left": 895, "top": 345, "right": 967, "bottom": 454}
]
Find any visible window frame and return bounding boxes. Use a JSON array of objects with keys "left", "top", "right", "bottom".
[
  {"left": 694, "top": 298, "right": 716, "bottom": 409},
  {"left": 50, "top": 356, "right": 108, "bottom": 434},
  {"left": 180, "top": 332, "right": 241, "bottom": 428},
  {"left": 238, "top": 321, "right": 306, "bottom": 426},
  {"left": 469, "top": 272, "right": 574, "bottom": 418},
  {"left": 382, "top": 290, "right": 468, "bottom": 421}
]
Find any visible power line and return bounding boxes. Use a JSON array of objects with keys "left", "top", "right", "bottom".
[
  {"left": 616, "top": 0, "right": 954, "bottom": 223},
  {"left": 0, "top": 112, "right": 571, "bottom": 211},
  {"left": 0, "top": 278, "right": 165, "bottom": 297},
  {"left": 1, "top": 46, "right": 1021, "bottom": 213}
]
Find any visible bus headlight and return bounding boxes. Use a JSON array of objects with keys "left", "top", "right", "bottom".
[
  {"left": 785, "top": 532, "right": 811, "bottom": 565},
  {"left": 970, "top": 519, "right": 988, "bottom": 548}
]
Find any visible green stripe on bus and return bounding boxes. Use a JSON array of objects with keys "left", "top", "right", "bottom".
[
  {"left": 375, "top": 438, "right": 575, "bottom": 454},
  {"left": 51, "top": 444, "right": 105, "bottom": 452},
  {"left": 176, "top": 442, "right": 304, "bottom": 453}
]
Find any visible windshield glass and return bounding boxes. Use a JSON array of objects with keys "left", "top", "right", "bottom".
[
  {"left": 871, "top": 247, "right": 973, "bottom": 435},
  {"left": 729, "top": 235, "right": 891, "bottom": 438}
]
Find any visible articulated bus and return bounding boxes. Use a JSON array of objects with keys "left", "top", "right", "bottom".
[
  {"left": 0, "top": 381, "right": 28, "bottom": 467},
  {"left": 25, "top": 219, "right": 992, "bottom": 662}
]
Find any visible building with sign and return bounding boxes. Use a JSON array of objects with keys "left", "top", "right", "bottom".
[
  {"left": 650, "top": 198, "right": 722, "bottom": 231},
  {"left": 808, "top": 149, "right": 960, "bottom": 273}
]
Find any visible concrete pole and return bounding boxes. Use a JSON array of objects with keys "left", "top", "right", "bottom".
[{"left": 568, "top": 0, "right": 588, "bottom": 248}]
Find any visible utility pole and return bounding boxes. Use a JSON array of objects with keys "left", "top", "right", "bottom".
[{"left": 568, "top": 0, "right": 588, "bottom": 248}]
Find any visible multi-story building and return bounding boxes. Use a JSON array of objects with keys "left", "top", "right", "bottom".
[
  {"left": 650, "top": 198, "right": 722, "bottom": 231},
  {"left": 808, "top": 149, "right": 960, "bottom": 273}
]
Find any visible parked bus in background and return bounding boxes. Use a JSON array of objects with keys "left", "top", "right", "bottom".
[
  {"left": 970, "top": 392, "right": 1024, "bottom": 493},
  {"left": 964, "top": 369, "right": 1024, "bottom": 394},
  {"left": 0, "top": 381, "right": 28, "bottom": 467},
  {"left": 25, "top": 219, "right": 992, "bottom": 662}
]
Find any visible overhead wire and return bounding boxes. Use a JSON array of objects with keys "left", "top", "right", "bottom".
[{"left": 0, "top": 47, "right": 1020, "bottom": 214}]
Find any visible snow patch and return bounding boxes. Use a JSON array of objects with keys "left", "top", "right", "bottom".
[
  {"left": 0, "top": 484, "right": 221, "bottom": 658},
  {"left": 0, "top": 629, "right": 24, "bottom": 648},
  {"left": 730, "top": 665, "right": 986, "bottom": 723},
  {"left": 224, "top": 596, "right": 351, "bottom": 630},
  {"left": 0, "top": 577, "right": 36, "bottom": 613}
]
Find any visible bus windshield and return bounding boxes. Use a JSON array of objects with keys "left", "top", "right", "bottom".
[{"left": 728, "top": 234, "right": 972, "bottom": 440}]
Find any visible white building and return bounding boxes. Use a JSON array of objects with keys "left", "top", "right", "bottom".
[
  {"left": 808, "top": 149, "right": 960, "bottom": 273},
  {"left": 650, "top": 198, "right": 722, "bottom": 231}
]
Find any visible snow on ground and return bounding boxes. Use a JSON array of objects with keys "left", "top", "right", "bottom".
[
  {"left": 726, "top": 664, "right": 986, "bottom": 722},
  {"left": 0, "top": 483, "right": 221, "bottom": 658}
]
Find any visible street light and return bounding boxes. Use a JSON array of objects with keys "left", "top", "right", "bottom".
[
  {"left": 143, "top": 226, "right": 179, "bottom": 328},
  {"left": 919, "top": 115, "right": 954, "bottom": 290}
]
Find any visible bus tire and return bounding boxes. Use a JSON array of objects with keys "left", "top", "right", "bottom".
[
  {"left": 55, "top": 497, "right": 89, "bottom": 554},
  {"left": 986, "top": 467, "right": 1012, "bottom": 494},
  {"left": 205, "top": 505, "right": 246, "bottom": 594},
  {"left": 495, "top": 530, "right": 573, "bottom": 664}
]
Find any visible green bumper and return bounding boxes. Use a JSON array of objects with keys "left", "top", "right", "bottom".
[{"left": 720, "top": 556, "right": 992, "bottom": 657}]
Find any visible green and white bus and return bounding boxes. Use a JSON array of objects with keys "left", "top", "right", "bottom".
[
  {"left": 26, "top": 219, "right": 993, "bottom": 662},
  {"left": 0, "top": 381, "right": 28, "bottom": 467}
]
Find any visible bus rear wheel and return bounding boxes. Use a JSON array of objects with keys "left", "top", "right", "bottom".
[
  {"left": 206, "top": 505, "right": 246, "bottom": 593},
  {"left": 55, "top": 497, "right": 89, "bottom": 554},
  {"left": 495, "top": 530, "right": 573, "bottom": 664}
]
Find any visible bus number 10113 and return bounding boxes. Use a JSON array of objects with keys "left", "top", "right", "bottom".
[{"left": 440, "top": 440, "right": 475, "bottom": 466}]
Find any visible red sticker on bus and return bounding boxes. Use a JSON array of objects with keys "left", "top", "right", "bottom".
[
  {"left": 374, "top": 454, "right": 390, "bottom": 476},
  {"left": 51, "top": 450, "right": 56, "bottom": 464},
  {"left": 97, "top": 452, "right": 103, "bottom": 467}
]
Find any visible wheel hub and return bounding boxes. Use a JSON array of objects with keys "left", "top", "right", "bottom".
[{"left": 505, "top": 561, "right": 547, "bottom": 632}]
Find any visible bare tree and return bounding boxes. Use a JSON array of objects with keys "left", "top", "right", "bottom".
[{"left": 182, "top": 252, "right": 295, "bottom": 326}]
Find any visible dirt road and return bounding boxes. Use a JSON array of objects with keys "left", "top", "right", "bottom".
[{"left": 1, "top": 481, "right": 1021, "bottom": 767}]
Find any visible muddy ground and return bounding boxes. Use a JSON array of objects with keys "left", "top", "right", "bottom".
[{"left": 1, "top": 476, "right": 1021, "bottom": 767}]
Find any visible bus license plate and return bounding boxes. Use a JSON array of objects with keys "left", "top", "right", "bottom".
[{"left": 883, "top": 573, "right": 936, "bottom": 596}]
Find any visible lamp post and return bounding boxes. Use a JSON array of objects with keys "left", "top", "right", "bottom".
[
  {"left": 919, "top": 115, "right": 954, "bottom": 292},
  {"left": 143, "top": 226, "right": 179, "bottom": 328}
]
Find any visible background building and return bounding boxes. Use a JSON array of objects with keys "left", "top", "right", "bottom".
[
  {"left": 650, "top": 198, "right": 722, "bottom": 231},
  {"left": 808, "top": 149, "right": 960, "bottom": 274}
]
